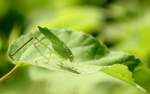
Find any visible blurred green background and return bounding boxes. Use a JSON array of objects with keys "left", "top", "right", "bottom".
[{"left": 0, "top": 0, "right": 150, "bottom": 94}]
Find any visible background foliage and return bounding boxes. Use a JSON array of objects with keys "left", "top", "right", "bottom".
[{"left": 0, "top": 0, "right": 150, "bottom": 94}]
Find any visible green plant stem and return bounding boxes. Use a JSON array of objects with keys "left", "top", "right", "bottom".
[{"left": 0, "top": 64, "right": 21, "bottom": 82}]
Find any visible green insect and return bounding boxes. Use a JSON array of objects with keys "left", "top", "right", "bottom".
[{"left": 38, "top": 26, "right": 74, "bottom": 62}]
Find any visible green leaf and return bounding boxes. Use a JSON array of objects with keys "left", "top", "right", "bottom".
[
  {"left": 7, "top": 27, "right": 145, "bottom": 94},
  {"left": 8, "top": 26, "right": 140, "bottom": 74},
  {"left": 101, "top": 64, "right": 134, "bottom": 84}
]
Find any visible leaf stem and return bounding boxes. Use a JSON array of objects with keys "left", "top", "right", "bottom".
[{"left": 0, "top": 64, "right": 21, "bottom": 82}]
